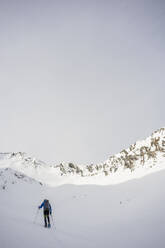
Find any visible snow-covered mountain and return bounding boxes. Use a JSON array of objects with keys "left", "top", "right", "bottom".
[
  {"left": 0, "top": 127, "right": 165, "bottom": 186},
  {"left": 56, "top": 127, "right": 165, "bottom": 177},
  {"left": 1, "top": 160, "right": 165, "bottom": 248},
  {"left": 0, "top": 168, "right": 43, "bottom": 190},
  {"left": 1, "top": 127, "right": 165, "bottom": 248}
]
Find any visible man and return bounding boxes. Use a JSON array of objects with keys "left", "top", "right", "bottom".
[{"left": 38, "top": 199, "right": 52, "bottom": 228}]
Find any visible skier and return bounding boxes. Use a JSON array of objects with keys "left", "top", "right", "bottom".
[{"left": 38, "top": 199, "right": 52, "bottom": 228}]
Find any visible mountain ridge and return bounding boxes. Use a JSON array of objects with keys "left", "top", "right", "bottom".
[{"left": 0, "top": 127, "right": 164, "bottom": 186}]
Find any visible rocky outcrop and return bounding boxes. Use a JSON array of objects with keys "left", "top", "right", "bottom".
[{"left": 55, "top": 127, "right": 165, "bottom": 177}]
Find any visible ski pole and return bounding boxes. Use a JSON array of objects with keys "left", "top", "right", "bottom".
[
  {"left": 33, "top": 208, "right": 39, "bottom": 224},
  {"left": 51, "top": 213, "right": 55, "bottom": 225}
]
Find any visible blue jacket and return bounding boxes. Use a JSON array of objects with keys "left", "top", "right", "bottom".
[{"left": 39, "top": 200, "right": 52, "bottom": 214}]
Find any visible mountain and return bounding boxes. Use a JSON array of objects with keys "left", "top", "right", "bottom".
[
  {"left": 0, "top": 167, "right": 43, "bottom": 190},
  {"left": 1, "top": 127, "right": 165, "bottom": 248},
  {"left": 0, "top": 127, "right": 165, "bottom": 186}
]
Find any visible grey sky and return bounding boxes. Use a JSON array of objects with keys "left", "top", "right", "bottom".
[{"left": 0, "top": 0, "right": 165, "bottom": 165}]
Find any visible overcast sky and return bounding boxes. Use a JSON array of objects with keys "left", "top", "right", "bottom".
[{"left": 0, "top": 0, "right": 164, "bottom": 165}]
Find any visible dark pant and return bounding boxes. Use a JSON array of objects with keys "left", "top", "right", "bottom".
[{"left": 44, "top": 209, "right": 50, "bottom": 226}]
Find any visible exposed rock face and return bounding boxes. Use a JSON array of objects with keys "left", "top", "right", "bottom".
[{"left": 55, "top": 127, "right": 165, "bottom": 177}]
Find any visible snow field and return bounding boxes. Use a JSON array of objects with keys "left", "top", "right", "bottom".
[{"left": 1, "top": 169, "right": 165, "bottom": 248}]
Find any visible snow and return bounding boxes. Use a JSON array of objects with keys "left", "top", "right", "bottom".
[
  {"left": 0, "top": 152, "right": 165, "bottom": 186},
  {"left": 0, "top": 127, "right": 165, "bottom": 247},
  {"left": 1, "top": 168, "right": 165, "bottom": 248}
]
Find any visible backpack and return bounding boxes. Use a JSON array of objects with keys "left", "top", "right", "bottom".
[{"left": 44, "top": 199, "right": 50, "bottom": 210}]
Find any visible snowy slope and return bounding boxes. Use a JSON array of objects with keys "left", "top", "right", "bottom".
[
  {"left": 0, "top": 168, "right": 43, "bottom": 190},
  {"left": 1, "top": 127, "right": 165, "bottom": 248},
  {"left": 1, "top": 169, "right": 165, "bottom": 248}
]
